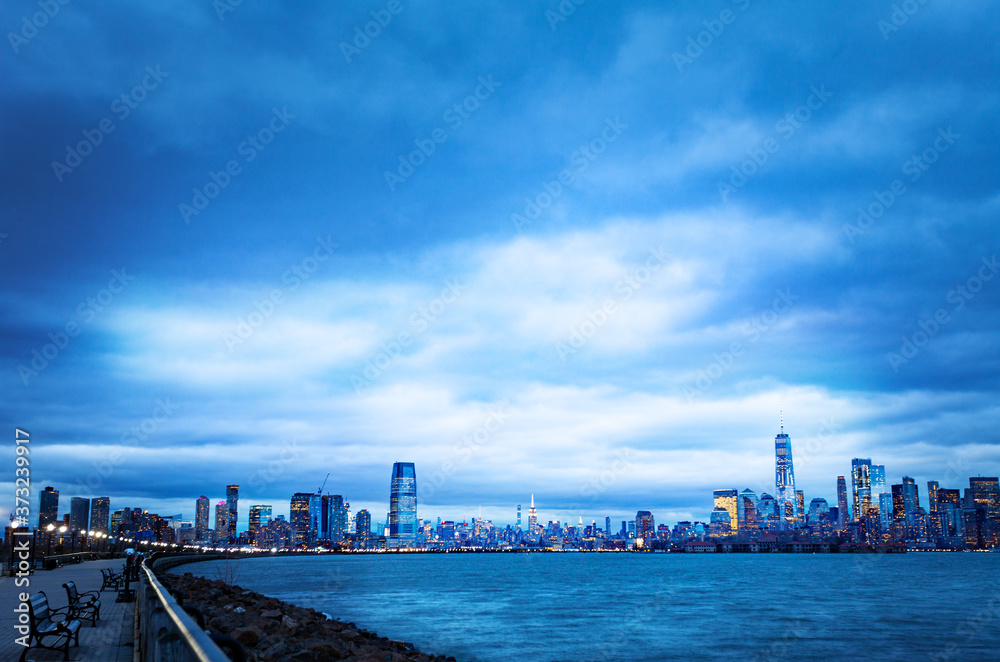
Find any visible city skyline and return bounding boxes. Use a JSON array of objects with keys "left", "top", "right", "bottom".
[
  {"left": 2, "top": 2, "right": 999, "bottom": 532},
  {"left": 22, "top": 422, "right": 1000, "bottom": 541}
]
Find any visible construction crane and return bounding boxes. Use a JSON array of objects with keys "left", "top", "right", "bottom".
[{"left": 317, "top": 472, "right": 330, "bottom": 496}]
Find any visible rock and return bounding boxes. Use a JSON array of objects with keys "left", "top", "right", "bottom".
[
  {"left": 281, "top": 614, "right": 300, "bottom": 630},
  {"left": 261, "top": 609, "right": 283, "bottom": 619},
  {"left": 234, "top": 606, "right": 246, "bottom": 614},
  {"left": 232, "top": 626, "right": 263, "bottom": 647}
]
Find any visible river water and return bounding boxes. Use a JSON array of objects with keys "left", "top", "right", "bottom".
[{"left": 173, "top": 552, "right": 1000, "bottom": 661}]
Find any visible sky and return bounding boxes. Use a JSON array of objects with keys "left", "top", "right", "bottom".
[{"left": 1, "top": 0, "right": 998, "bottom": 532}]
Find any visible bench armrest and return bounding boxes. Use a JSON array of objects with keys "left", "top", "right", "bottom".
[
  {"left": 78, "top": 589, "right": 101, "bottom": 601},
  {"left": 47, "top": 605, "right": 72, "bottom": 622}
]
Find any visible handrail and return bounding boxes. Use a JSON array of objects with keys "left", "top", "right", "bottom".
[{"left": 136, "top": 554, "right": 233, "bottom": 661}]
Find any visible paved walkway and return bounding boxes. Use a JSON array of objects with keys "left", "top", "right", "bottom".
[{"left": 0, "top": 558, "right": 133, "bottom": 661}]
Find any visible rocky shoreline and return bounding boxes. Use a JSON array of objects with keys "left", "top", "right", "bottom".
[{"left": 162, "top": 571, "right": 455, "bottom": 662}]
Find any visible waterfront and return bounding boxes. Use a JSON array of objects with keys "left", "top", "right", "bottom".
[{"left": 174, "top": 552, "right": 1000, "bottom": 661}]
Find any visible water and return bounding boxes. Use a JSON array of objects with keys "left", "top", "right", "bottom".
[{"left": 172, "top": 552, "right": 1000, "bottom": 661}]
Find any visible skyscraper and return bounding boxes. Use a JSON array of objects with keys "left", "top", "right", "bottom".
[
  {"left": 328, "top": 495, "right": 347, "bottom": 542},
  {"left": 516, "top": 504, "right": 521, "bottom": 530},
  {"left": 290, "top": 493, "right": 321, "bottom": 547},
  {"left": 901, "top": 476, "right": 919, "bottom": 514},
  {"left": 528, "top": 495, "right": 538, "bottom": 534},
  {"left": 389, "top": 462, "right": 418, "bottom": 543},
  {"left": 851, "top": 458, "right": 872, "bottom": 521},
  {"left": 356, "top": 509, "right": 372, "bottom": 548},
  {"left": 739, "top": 489, "right": 757, "bottom": 531},
  {"left": 214, "top": 501, "right": 228, "bottom": 543},
  {"left": 69, "top": 497, "right": 89, "bottom": 531},
  {"left": 249, "top": 505, "right": 272, "bottom": 544},
  {"left": 635, "top": 510, "right": 655, "bottom": 541},
  {"left": 39, "top": 486, "right": 59, "bottom": 529},
  {"left": 836, "top": 476, "right": 849, "bottom": 531},
  {"left": 927, "top": 481, "right": 940, "bottom": 513},
  {"left": 795, "top": 490, "right": 805, "bottom": 523},
  {"left": 89, "top": 497, "right": 110, "bottom": 534},
  {"left": 774, "top": 425, "right": 796, "bottom": 529},
  {"left": 713, "top": 489, "right": 738, "bottom": 533},
  {"left": 195, "top": 496, "right": 209, "bottom": 541},
  {"left": 226, "top": 485, "right": 239, "bottom": 543},
  {"left": 969, "top": 477, "right": 999, "bottom": 519}
]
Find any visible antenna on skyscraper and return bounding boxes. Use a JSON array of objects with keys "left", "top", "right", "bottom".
[{"left": 780, "top": 408, "right": 783, "bottom": 433}]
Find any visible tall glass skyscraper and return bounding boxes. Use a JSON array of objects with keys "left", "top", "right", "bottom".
[
  {"left": 195, "top": 496, "right": 209, "bottom": 541},
  {"left": 836, "top": 476, "right": 849, "bottom": 531},
  {"left": 389, "top": 462, "right": 418, "bottom": 543},
  {"left": 226, "top": 484, "right": 239, "bottom": 543},
  {"left": 89, "top": 496, "right": 110, "bottom": 534},
  {"left": 851, "top": 458, "right": 872, "bottom": 521},
  {"left": 774, "top": 426, "right": 796, "bottom": 529},
  {"left": 38, "top": 486, "right": 59, "bottom": 529},
  {"left": 69, "top": 497, "right": 90, "bottom": 531},
  {"left": 713, "top": 489, "right": 738, "bottom": 533}
]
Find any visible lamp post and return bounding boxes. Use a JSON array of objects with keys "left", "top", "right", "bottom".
[{"left": 45, "top": 523, "right": 55, "bottom": 557}]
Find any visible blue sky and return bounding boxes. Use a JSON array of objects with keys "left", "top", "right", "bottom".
[{"left": 2, "top": 0, "right": 998, "bottom": 531}]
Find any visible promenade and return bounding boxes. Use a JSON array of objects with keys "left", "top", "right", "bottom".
[{"left": 0, "top": 558, "right": 133, "bottom": 661}]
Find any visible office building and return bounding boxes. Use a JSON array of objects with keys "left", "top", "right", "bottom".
[
  {"left": 851, "top": 458, "right": 872, "bottom": 521},
  {"left": 249, "top": 505, "right": 272, "bottom": 544},
  {"left": 926, "top": 481, "right": 939, "bottom": 513},
  {"left": 969, "top": 477, "right": 999, "bottom": 519},
  {"left": 214, "top": 501, "right": 228, "bottom": 543},
  {"left": 528, "top": 495, "right": 538, "bottom": 534},
  {"left": 89, "top": 497, "right": 110, "bottom": 534},
  {"left": 739, "top": 489, "right": 757, "bottom": 531},
  {"left": 389, "top": 462, "right": 418, "bottom": 543},
  {"left": 327, "top": 495, "right": 347, "bottom": 542},
  {"left": 69, "top": 497, "right": 89, "bottom": 531},
  {"left": 356, "top": 509, "right": 372, "bottom": 548},
  {"left": 635, "top": 510, "right": 655, "bottom": 541},
  {"left": 713, "top": 489, "right": 738, "bottom": 533},
  {"left": 901, "top": 476, "right": 919, "bottom": 514},
  {"left": 195, "top": 496, "right": 209, "bottom": 540},
  {"left": 774, "top": 425, "right": 796, "bottom": 529},
  {"left": 290, "top": 492, "right": 321, "bottom": 547},
  {"left": 39, "top": 486, "right": 59, "bottom": 529},
  {"left": 836, "top": 476, "right": 849, "bottom": 531},
  {"left": 226, "top": 485, "right": 239, "bottom": 543}
]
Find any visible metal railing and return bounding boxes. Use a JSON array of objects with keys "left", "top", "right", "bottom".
[{"left": 136, "top": 554, "right": 235, "bottom": 661}]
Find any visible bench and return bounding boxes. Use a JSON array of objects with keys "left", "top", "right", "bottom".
[
  {"left": 19, "top": 592, "right": 81, "bottom": 662},
  {"left": 63, "top": 580, "right": 101, "bottom": 626},
  {"left": 101, "top": 567, "right": 124, "bottom": 591}
]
